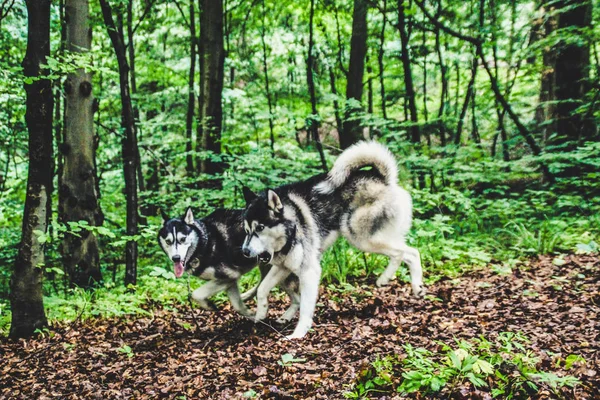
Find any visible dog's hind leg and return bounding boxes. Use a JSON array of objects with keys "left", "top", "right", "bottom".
[
  {"left": 375, "top": 244, "right": 425, "bottom": 297},
  {"left": 277, "top": 276, "right": 300, "bottom": 324},
  {"left": 227, "top": 284, "right": 253, "bottom": 317},
  {"left": 254, "top": 265, "right": 291, "bottom": 322},
  {"left": 191, "top": 280, "right": 232, "bottom": 310},
  {"left": 375, "top": 253, "right": 402, "bottom": 288},
  {"left": 287, "top": 258, "right": 321, "bottom": 339},
  {"left": 402, "top": 245, "right": 425, "bottom": 297}
]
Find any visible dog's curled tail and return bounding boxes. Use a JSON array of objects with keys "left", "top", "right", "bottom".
[{"left": 315, "top": 141, "right": 398, "bottom": 194}]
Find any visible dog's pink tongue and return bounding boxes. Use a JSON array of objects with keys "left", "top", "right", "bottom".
[{"left": 174, "top": 261, "right": 184, "bottom": 278}]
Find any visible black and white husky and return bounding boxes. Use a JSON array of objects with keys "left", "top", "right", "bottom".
[
  {"left": 158, "top": 207, "right": 300, "bottom": 319},
  {"left": 241, "top": 141, "right": 424, "bottom": 339}
]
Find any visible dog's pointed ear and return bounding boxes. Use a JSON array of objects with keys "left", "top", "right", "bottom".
[
  {"left": 184, "top": 207, "right": 195, "bottom": 225},
  {"left": 160, "top": 208, "right": 169, "bottom": 224},
  {"left": 267, "top": 189, "right": 283, "bottom": 213},
  {"left": 242, "top": 186, "right": 257, "bottom": 204}
]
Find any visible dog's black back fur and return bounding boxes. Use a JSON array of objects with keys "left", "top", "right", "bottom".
[{"left": 244, "top": 169, "right": 386, "bottom": 240}]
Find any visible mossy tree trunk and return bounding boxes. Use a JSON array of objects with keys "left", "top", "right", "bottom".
[
  {"left": 340, "top": 0, "right": 368, "bottom": 149},
  {"left": 10, "top": 0, "right": 53, "bottom": 339},
  {"left": 59, "top": 0, "right": 103, "bottom": 288},
  {"left": 197, "top": 0, "right": 224, "bottom": 178},
  {"left": 100, "top": 0, "right": 139, "bottom": 286}
]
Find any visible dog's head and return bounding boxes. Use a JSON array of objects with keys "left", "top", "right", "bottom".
[
  {"left": 158, "top": 207, "right": 201, "bottom": 278},
  {"left": 241, "top": 187, "right": 287, "bottom": 264}
]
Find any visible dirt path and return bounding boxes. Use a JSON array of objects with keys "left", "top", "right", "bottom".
[{"left": 1, "top": 255, "right": 598, "bottom": 399}]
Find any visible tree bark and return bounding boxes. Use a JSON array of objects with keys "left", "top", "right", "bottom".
[
  {"left": 551, "top": 0, "right": 595, "bottom": 148},
  {"left": 340, "top": 0, "right": 368, "bottom": 149},
  {"left": 455, "top": 57, "right": 477, "bottom": 145},
  {"left": 60, "top": 0, "right": 103, "bottom": 288},
  {"left": 10, "top": 0, "right": 52, "bottom": 338},
  {"left": 185, "top": 0, "right": 196, "bottom": 174},
  {"left": 490, "top": 0, "right": 511, "bottom": 161},
  {"left": 434, "top": 2, "right": 447, "bottom": 146},
  {"left": 260, "top": 0, "right": 275, "bottom": 156},
  {"left": 197, "top": 0, "right": 224, "bottom": 176},
  {"left": 306, "top": 0, "right": 327, "bottom": 171},
  {"left": 398, "top": 0, "right": 419, "bottom": 144},
  {"left": 329, "top": 66, "right": 343, "bottom": 137},
  {"left": 378, "top": 0, "right": 387, "bottom": 120},
  {"left": 534, "top": 0, "right": 557, "bottom": 143},
  {"left": 100, "top": 0, "right": 139, "bottom": 286},
  {"left": 125, "top": 0, "right": 145, "bottom": 209}
]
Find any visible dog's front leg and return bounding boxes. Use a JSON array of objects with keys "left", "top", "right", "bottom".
[
  {"left": 287, "top": 256, "right": 321, "bottom": 340},
  {"left": 276, "top": 276, "right": 300, "bottom": 324},
  {"left": 191, "top": 280, "right": 231, "bottom": 311},
  {"left": 254, "top": 264, "right": 290, "bottom": 322},
  {"left": 241, "top": 263, "right": 271, "bottom": 301},
  {"left": 226, "top": 283, "right": 253, "bottom": 317}
]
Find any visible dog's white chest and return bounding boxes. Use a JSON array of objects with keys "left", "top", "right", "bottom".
[
  {"left": 188, "top": 258, "right": 215, "bottom": 280},
  {"left": 198, "top": 266, "right": 216, "bottom": 280}
]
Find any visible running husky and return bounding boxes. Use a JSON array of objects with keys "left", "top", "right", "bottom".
[
  {"left": 241, "top": 141, "right": 424, "bottom": 339},
  {"left": 158, "top": 207, "right": 299, "bottom": 319}
]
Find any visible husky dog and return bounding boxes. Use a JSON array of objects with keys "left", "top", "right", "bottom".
[
  {"left": 241, "top": 141, "right": 424, "bottom": 339},
  {"left": 158, "top": 207, "right": 299, "bottom": 319}
]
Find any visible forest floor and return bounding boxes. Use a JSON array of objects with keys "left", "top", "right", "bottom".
[{"left": 1, "top": 254, "right": 599, "bottom": 399}]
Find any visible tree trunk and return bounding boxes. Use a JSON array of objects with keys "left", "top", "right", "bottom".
[
  {"left": 340, "top": 0, "right": 368, "bottom": 149},
  {"left": 378, "top": 0, "right": 387, "bottom": 120},
  {"left": 551, "top": 0, "right": 595, "bottom": 148},
  {"left": 185, "top": 0, "right": 196, "bottom": 174},
  {"left": 100, "top": 0, "right": 139, "bottom": 286},
  {"left": 455, "top": 56, "right": 477, "bottom": 145},
  {"left": 260, "top": 0, "right": 275, "bottom": 156},
  {"left": 422, "top": 28, "right": 429, "bottom": 124},
  {"left": 329, "top": 66, "right": 343, "bottom": 136},
  {"left": 434, "top": 4, "right": 447, "bottom": 146},
  {"left": 534, "top": 0, "right": 557, "bottom": 143},
  {"left": 490, "top": 0, "right": 511, "bottom": 161},
  {"left": 306, "top": 0, "right": 327, "bottom": 171},
  {"left": 470, "top": 86, "right": 480, "bottom": 144},
  {"left": 197, "top": 0, "right": 224, "bottom": 176},
  {"left": 59, "top": 0, "right": 103, "bottom": 288},
  {"left": 367, "top": 63, "right": 373, "bottom": 114},
  {"left": 10, "top": 0, "right": 52, "bottom": 338},
  {"left": 398, "top": 0, "right": 419, "bottom": 144}
]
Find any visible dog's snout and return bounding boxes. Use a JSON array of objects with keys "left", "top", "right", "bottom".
[
  {"left": 242, "top": 247, "right": 252, "bottom": 258},
  {"left": 172, "top": 255, "right": 181, "bottom": 262}
]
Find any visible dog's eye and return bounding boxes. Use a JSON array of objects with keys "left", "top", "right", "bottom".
[
  {"left": 256, "top": 224, "right": 265, "bottom": 233},
  {"left": 179, "top": 236, "right": 187, "bottom": 243},
  {"left": 165, "top": 239, "right": 173, "bottom": 245}
]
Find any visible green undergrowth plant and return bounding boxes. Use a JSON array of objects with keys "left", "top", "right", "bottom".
[{"left": 344, "top": 332, "right": 582, "bottom": 399}]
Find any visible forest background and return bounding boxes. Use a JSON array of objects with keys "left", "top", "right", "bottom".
[{"left": 0, "top": 0, "right": 599, "bottom": 396}]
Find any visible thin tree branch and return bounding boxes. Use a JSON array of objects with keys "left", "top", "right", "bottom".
[{"left": 414, "top": 0, "right": 481, "bottom": 45}]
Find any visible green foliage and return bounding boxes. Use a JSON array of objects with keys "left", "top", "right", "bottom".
[
  {"left": 344, "top": 332, "right": 582, "bottom": 399},
  {"left": 278, "top": 353, "right": 307, "bottom": 367},
  {"left": 117, "top": 344, "right": 135, "bottom": 358}
]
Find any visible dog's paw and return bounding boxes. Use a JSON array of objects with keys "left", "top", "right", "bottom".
[
  {"left": 238, "top": 308, "right": 254, "bottom": 318},
  {"left": 412, "top": 284, "right": 426, "bottom": 298},
  {"left": 275, "top": 316, "right": 292, "bottom": 325},
  {"left": 253, "top": 309, "right": 267, "bottom": 323},
  {"left": 376, "top": 276, "right": 391, "bottom": 287},
  {"left": 285, "top": 333, "right": 306, "bottom": 340},
  {"left": 195, "top": 299, "right": 218, "bottom": 311}
]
